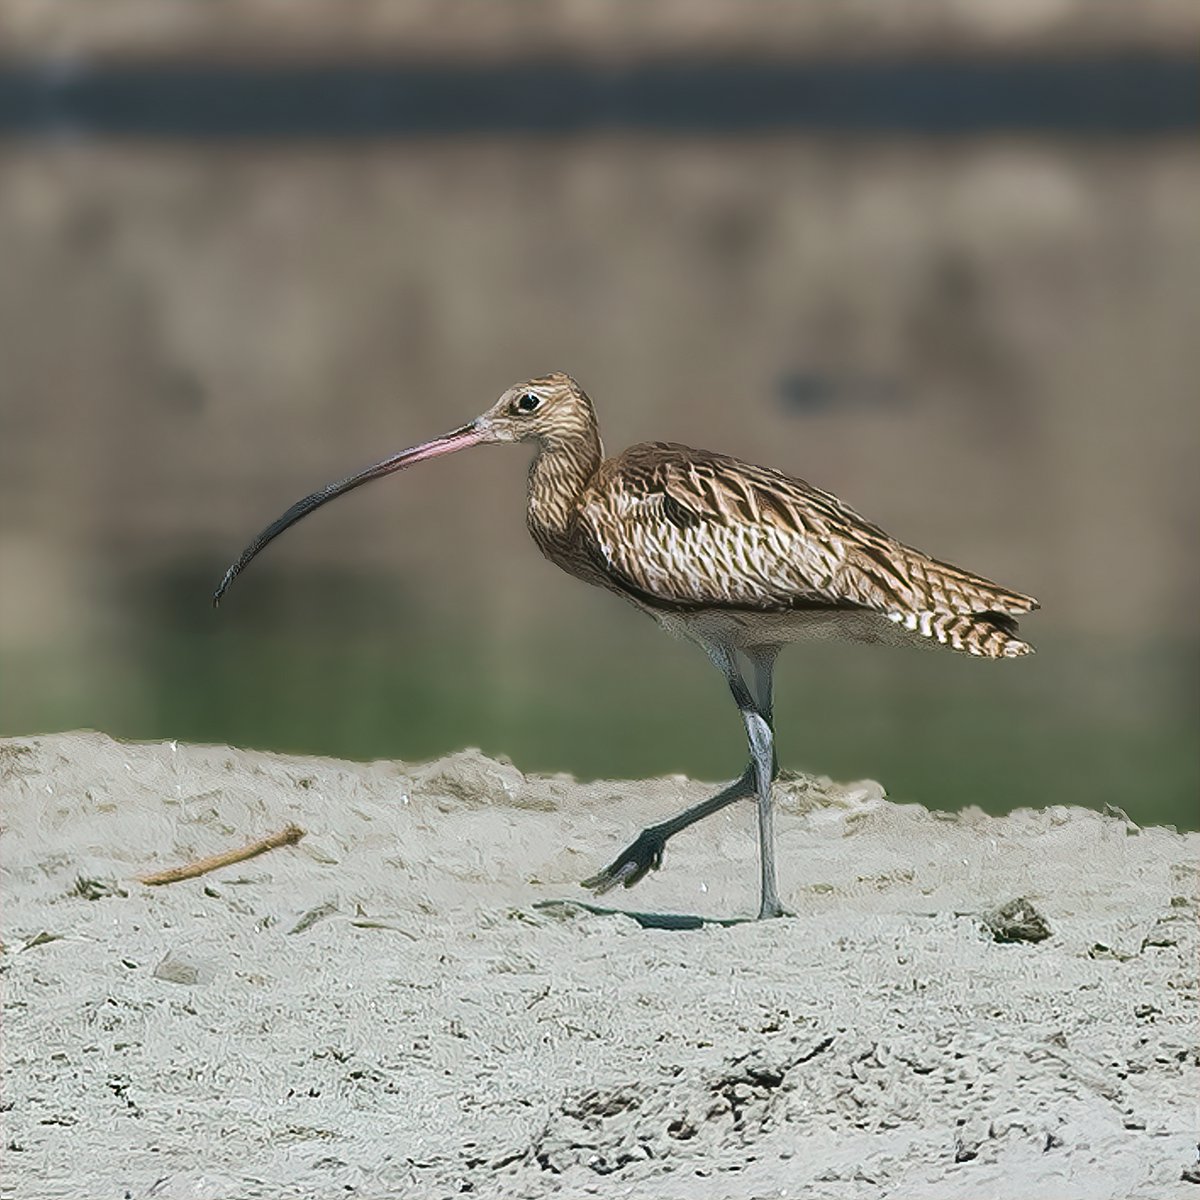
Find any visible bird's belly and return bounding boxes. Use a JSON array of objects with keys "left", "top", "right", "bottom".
[{"left": 651, "top": 605, "right": 930, "bottom": 651}]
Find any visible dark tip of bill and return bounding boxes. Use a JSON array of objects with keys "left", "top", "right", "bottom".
[{"left": 212, "top": 568, "right": 235, "bottom": 608}]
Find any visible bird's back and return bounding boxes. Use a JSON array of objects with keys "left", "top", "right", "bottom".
[{"left": 576, "top": 442, "right": 1038, "bottom": 659}]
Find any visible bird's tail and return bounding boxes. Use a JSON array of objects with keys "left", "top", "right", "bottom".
[
  {"left": 889, "top": 553, "right": 1039, "bottom": 658},
  {"left": 887, "top": 607, "right": 1035, "bottom": 658}
]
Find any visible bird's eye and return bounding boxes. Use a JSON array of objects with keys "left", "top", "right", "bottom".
[{"left": 515, "top": 392, "right": 541, "bottom": 413}]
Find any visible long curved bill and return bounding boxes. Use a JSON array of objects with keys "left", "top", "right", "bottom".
[{"left": 213, "top": 421, "right": 487, "bottom": 607}]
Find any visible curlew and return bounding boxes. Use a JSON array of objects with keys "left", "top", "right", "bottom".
[{"left": 215, "top": 373, "right": 1038, "bottom": 919}]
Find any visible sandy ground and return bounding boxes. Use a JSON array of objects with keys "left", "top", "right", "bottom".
[{"left": 1, "top": 731, "right": 1197, "bottom": 1199}]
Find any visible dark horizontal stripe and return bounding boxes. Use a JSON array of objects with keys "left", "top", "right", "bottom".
[{"left": 0, "top": 55, "right": 1195, "bottom": 138}]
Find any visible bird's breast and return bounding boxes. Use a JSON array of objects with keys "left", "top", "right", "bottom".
[{"left": 525, "top": 509, "right": 610, "bottom": 592}]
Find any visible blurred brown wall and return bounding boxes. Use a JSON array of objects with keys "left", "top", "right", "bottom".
[
  {"left": 1, "top": 139, "right": 1197, "bottom": 654},
  {"left": 4, "top": 0, "right": 1199, "bottom": 61}
]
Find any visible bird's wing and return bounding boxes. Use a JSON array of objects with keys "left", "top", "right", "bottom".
[{"left": 577, "top": 443, "right": 1037, "bottom": 616}]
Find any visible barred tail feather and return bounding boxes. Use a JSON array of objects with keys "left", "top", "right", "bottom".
[{"left": 887, "top": 608, "right": 1035, "bottom": 659}]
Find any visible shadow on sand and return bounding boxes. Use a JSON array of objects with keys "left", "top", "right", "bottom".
[{"left": 533, "top": 898, "right": 751, "bottom": 931}]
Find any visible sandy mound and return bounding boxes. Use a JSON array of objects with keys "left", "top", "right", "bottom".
[{"left": 1, "top": 732, "right": 1197, "bottom": 1198}]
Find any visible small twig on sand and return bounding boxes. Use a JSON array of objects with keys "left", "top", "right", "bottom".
[{"left": 138, "top": 823, "right": 306, "bottom": 886}]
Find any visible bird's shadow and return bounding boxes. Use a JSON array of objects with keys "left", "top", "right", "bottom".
[{"left": 532, "top": 898, "right": 751, "bottom": 930}]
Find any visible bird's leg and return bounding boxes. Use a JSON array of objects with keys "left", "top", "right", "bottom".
[
  {"left": 748, "top": 644, "right": 781, "bottom": 776},
  {"left": 580, "top": 767, "right": 756, "bottom": 895},
  {"left": 581, "top": 642, "right": 787, "bottom": 918},
  {"left": 720, "top": 644, "right": 786, "bottom": 919}
]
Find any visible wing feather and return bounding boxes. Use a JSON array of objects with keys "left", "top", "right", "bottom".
[{"left": 577, "top": 443, "right": 1037, "bottom": 618}]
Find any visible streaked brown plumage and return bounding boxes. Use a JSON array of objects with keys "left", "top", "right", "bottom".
[
  {"left": 571, "top": 443, "right": 1035, "bottom": 657},
  {"left": 215, "top": 371, "right": 1038, "bottom": 920}
]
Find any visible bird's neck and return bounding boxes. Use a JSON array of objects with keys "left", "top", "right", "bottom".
[{"left": 526, "top": 428, "right": 603, "bottom": 541}]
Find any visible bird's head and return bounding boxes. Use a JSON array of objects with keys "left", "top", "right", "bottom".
[
  {"left": 474, "top": 372, "right": 596, "bottom": 448},
  {"left": 212, "top": 371, "right": 596, "bottom": 605}
]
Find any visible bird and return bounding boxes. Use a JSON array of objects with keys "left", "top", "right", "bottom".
[{"left": 214, "top": 372, "right": 1038, "bottom": 919}]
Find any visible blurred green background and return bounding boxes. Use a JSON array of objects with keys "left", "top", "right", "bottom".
[{"left": 1, "top": 3, "right": 1197, "bottom": 829}]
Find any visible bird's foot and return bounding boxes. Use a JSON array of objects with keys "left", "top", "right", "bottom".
[
  {"left": 756, "top": 884, "right": 794, "bottom": 919},
  {"left": 581, "top": 827, "right": 667, "bottom": 895}
]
